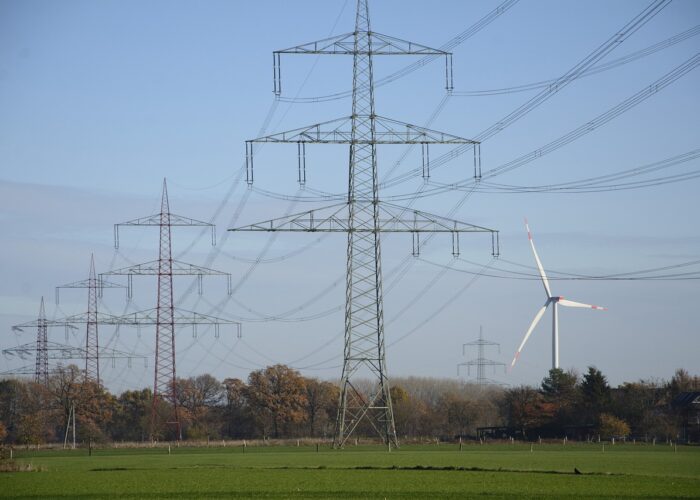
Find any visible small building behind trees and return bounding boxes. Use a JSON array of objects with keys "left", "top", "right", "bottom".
[{"left": 671, "top": 391, "right": 700, "bottom": 443}]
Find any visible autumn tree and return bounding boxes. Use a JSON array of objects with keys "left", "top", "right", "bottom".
[
  {"left": 598, "top": 413, "right": 630, "bottom": 440},
  {"left": 304, "top": 378, "right": 338, "bottom": 437},
  {"left": 177, "top": 374, "right": 224, "bottom": 439},
  {"left": 501, "top": 386, "right": 554, "bottom": 438},
  {"left": 666, "top": 369, "right": 700, "bottom": 400},
  {"left": 391, "top": 385, "right": 429, "bottom": 438},
  {"left": 436, "top": 393, "right": 479, "bottom": 437},
  {"left": 76, "top": 379, "right": 115, "bottom": 444},
  {"left": 0, "top": 379, "right": 28, "bottom": 443},
  {"left": 47, "top": 365, "right": 84, "bottom": 440},
  {"left": 111, "top": 388, "right": 152, "bottom": 441},
  {"left": 222, "top": 378, "right": 254, "bottom": 438},
  {"left": 14, "top": 381, "right": 55, "bottom": 445},
  {"left": 246, "top": 365, "right": 308, "bottom": 438}
]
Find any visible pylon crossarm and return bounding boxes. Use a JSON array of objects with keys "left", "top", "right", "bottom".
[
  {"left": 274, "top": 31, "right": 453, "bottom": 95},
  {"left": 116, "top": 212, "right": 213, "bottom": 227},
  {"left": 112, "top": 308, "right": 240, "bottom": 327},
  {"left": 373, "top": 116, "right": 477, "bottom": 144},
  {"left": 3, "top": 341, "right": 84, "bottom": 360},
  {"left": 101, "top": 260, "right": 232, "bottom": 298},
  {"left": 11, "top": 320, "right": 79, "bottom": 332},
  {"left": 229, "top": 201, "right": 497, "bottom": 233},
  {"left": 248, "top": 115, "right": 475, "bottom": 145},
  {"left": 0, "top": 365, "right": 37, "bottom": 376},
  {"left": 114, "top": 214, "right": 216, "bottom": 248},
  {"left": 276, "top": 31, "right": 450, "bottom": 56},
  {"left": 56, "top": 278, "right": 124, "bottom": 289},
  {"left": 3, "top": 343, "right": 145, "bottom": 362},
  {"left": 56, "top": 278, "right": 126, "bottom": 305},
  {"left": 51, "top": 311, "right": 131, "bottom": 326},
  {"left": 229, "top": 202, "right": 349, "bottom": 232},
  {"left": 246, "top": 116, "right": 479, "bottom": 185},
  {"left": 101, "top": 259, "right": 229, "bottom": 277},
  {"left": 97, "top": 347, "right": 148, "bottom": 361},
  {"left": 276, "top": 32, "right": 356, "bottom": 54},
  {"left": 248, "top": 116, "right": 352, "bottom": 143}
]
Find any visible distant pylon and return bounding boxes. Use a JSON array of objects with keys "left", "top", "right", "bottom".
[
  {"left": 155, "top": 179, "right": 177, "bottom": 439},
  {"left": 86, "top": 256, "right": 99, "bottom": 383},
  {"left": 108, "top": 179, "right": 236, "bottom": 441},
  {"left": 56, "top": 254, "right": 127, "bottom": 385},
  {"left": 35, "top": 297, "right": 49, "bottom": 386},
  {"left": 7, "top": 300, "right": 144, "bottom": 382},
  {"left": 458, "top": 326, "right": 506, "bottom": 386}
]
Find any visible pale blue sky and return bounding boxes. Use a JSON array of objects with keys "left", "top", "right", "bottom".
[{"left": 1, "top": 0, "right": 698, "bottom": 392}]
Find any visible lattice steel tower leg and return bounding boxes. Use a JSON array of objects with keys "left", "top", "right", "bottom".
[
  {"left": 85, "top": 255, "right": 100, "bottom": 384},
  {"left": 152, "top": 179, "right": 180, "bottom": 440},
  {"left": 336, "top": 0, "right": 396, "bottom": 448},
  {"left": 35, "top": 297, "right": 49, "bottom": 386}
]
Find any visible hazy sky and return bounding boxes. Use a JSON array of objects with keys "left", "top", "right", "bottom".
[{"left": 1, "top": 0, "right": 698, "bottom": 393}]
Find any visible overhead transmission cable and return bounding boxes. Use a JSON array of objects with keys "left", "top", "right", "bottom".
[
  {"left": 416, "top": 256, "right": 700, "bottom": 281},
  {"left": 450, "top": 24, "right": 700, "bottom": 96},
  {"left": 380, "top": 54, "right": 700, "bottom": 199}
]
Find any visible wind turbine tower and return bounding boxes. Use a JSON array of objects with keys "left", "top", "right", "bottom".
[{"left": 511, "top": 220, "right": 606, "bottom": 370}]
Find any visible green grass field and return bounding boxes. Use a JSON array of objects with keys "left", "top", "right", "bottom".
[{"left": 2, "top": 443, "right": 699, "bottom": 498}]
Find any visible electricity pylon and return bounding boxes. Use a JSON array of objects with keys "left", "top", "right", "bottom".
[
  {"left": 231, "top": 0, "right": 498, "bottom": 448},
  {"left": 55, "top": 254, "right": 127, "bottom": 385},
  {"left": 458, "top": 326, "right": 506, "bottom": 386},
  {"left": 31, "top": 297, "right": 48, "bottom": 385},
  {"left": 6, "top": 297, "right": 142, "bottom": 385},
  {"left": 105, "top": 179, "right": 238, "bottom": 440}
]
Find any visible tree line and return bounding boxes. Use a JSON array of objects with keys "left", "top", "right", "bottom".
[{"left": 0, "top": 364, "right": 697, "bottom": 445}]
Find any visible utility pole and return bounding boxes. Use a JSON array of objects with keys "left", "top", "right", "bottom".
[
  {"left": 56, "top": 254, "right": 127, "bottom": 385},
  {"left": 106, "top": 179, "right": 238, "bottom": 441},
  {"left": 63, "top": 401, "right": 76, "bottom": 450},
  {"left": 231, "top": 0, "right": 498, "bottom": 448},
  {"left": 458, "top": 326, "right": 505, "bottom": 386}
]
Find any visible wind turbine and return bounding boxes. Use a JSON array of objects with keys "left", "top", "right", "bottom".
[{"left": 511, "top": 220, "right": 606, "bottom": 370}]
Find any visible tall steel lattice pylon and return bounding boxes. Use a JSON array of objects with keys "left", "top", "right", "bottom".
[
  {"left": 233, "top": 0, "right": 499, "bottom": 448},
  {"left": 458, "top": 326, "right": 506, "bottom": 386},
  {"left": 108, "top": 179, "right": 236, "bottom": 441},
  {"left": 155, "top": 180, "right": 177, "bottom": 437},
  {"left": 35, "top": 297, "right": 49, "bottom": 386},
  {"left": 55, "top": 254, "right": 127, "bottom": 385},
  {"left": 86, "top": 256, "right": 99, "bottom": 383}
]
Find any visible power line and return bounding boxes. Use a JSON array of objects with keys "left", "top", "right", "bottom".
[
  {"left": 416, "top": 256, "right": 700, "bottom": 281},
  {"left": 450, "top": 25, "right": 700, "bottom": 96}
]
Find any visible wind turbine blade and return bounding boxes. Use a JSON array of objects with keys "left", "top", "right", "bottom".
[
  {"left": 558, "top": 298, "right": 607, "bottom": 310},
  {"left": 525, "top": 219, "right": 552, "bottom": 299},
  {"left": 510, "top": 301, "right": 550, "bottom": 368}
]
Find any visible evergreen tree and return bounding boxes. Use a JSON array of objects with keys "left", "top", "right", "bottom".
[
  {"left": 579, "top": 366, "right": 611, "bottom": 423},
  {"left": 540, "top": 368, "right": 579, "bottom": 432}
]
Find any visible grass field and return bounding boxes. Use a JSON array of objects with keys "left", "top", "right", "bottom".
[{"left": 2, "top": 442, "right": 699, "bottom": 498}]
